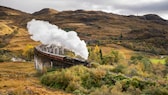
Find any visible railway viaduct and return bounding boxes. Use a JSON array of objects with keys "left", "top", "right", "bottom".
[{"left": 34, "top": 45, "right": 89, "bottom": 72}]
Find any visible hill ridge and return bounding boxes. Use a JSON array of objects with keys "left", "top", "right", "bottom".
[{"left": 32, "top": 8, "right": 59, "bottom": 15}]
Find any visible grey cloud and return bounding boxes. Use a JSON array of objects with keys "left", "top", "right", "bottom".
[
  {"left": 121, "top": 0, "right": 168, "bottom": 12},
  {"left": 0, "top": 0, "right": 168, "bottom": 19}
]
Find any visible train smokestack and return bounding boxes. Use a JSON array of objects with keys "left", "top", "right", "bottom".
[{"left": 27, "top": 19, "right": 88, "bottom": 59}]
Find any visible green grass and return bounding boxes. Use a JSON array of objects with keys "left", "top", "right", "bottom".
[{"left": 150, "top": 58, "right": 166, "bottom": 64}]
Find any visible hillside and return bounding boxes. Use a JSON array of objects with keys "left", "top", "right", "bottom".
[
  {"left": 0, "top": 6, "right": 168, "bottom": 55},
  {"left": 42, "top": 10, "right": 168, "bottom": 55},
  {"left": 0, "top": 6, "right": 39, "bottom": 52},
  {"left": 0, "top": 6, "right": 168, "bottom": 95}
]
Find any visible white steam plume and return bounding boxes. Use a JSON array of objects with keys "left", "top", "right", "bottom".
[{"left": 27, "top": 19, "right": 88, "bottom": 59}]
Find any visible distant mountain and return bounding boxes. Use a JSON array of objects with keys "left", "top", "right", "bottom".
[
  {"left": 33, "top": 8, "right": 58, "bottom": 16},
  {"left": 143, "top": 14, "right": 166, "bottom": 21},
  {"left": 0, "top": 6, "right": 168, "bottom": 54}
]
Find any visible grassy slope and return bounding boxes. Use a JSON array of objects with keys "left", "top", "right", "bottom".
[
  {"left": 150, "top": 58, "right": 166, "bottom": 64},
  {"left": 0, "top": 22, "right": 13, "bottom": 35},
  {"left": 4, "top": 28, "right": 40, "bottom": 51},
  {"left": 0, "top": 19, "right": 39, "bottom": 51},
  {"left": 100, "top": 44, "right": 167, "bottom": 64},
  {"left": 100, "top": 44, "right": 134, "bottom": 60},
  {"left": 0, "top": 62, "right": 71, "bottom": 95}
]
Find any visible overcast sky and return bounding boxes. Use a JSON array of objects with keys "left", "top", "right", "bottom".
[{"left": 0, "top": 0, "right": 168, "bottom": 20}]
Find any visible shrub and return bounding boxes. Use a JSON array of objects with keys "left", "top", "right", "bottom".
[
  {"left": 102, "top": 55, "right": 114, "bottom": 65},
  {"left": 22, "top": 44, "right": 34, "bottom": 61},
  {"left": 41, "top": 65, "right": 87, "bottom": 91},
  {"left": 165, "top": 57, "right": 168, "bottom": 66},
  {"left": 141, "top": 57, "right": 152, "bottom": 72},
  {"left": 41, "top": 65, "right": 118, "bottom": 94},
  {"left": 90, "top": 85, "right": 112, "bottom": 95},
  {"left": 81, "top": 68, "right": 106, "bottom": 89},
  {"left": 130, "top": 55, "right": 153, "bottom": 72},
  {"left": 88, "top": 45, "right": 102, "bottom": 63},
  {"left": 142, "top": 86, "right": 168, "bottom": 95},
  {"left": 40, "top": 64, "right": 162, "bottom": 94},
  {"left": 0, "top": 54, "right": 11, "bottom": 62},
  {"left": 90, "top": 62, "right": 100, "bottom": 68},
  {"left": 66, "top": 81, "right": 82, "bottom": 92},
  {"left": 131, "top": 55, "right": 144, "bottom": 61},
  {"left": 112, "top": 64, "right": 125, "bottom": 73}
]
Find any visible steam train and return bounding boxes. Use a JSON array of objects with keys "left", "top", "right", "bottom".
[{"left": 34, "top": 45, "right": 90, "bottom": 68}]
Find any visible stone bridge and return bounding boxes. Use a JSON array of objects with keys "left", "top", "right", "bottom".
[{"left": 34, "top": 45, "right": 89, "bottom": 72}]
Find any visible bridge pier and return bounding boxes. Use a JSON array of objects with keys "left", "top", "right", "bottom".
[{"left": 34, "top": 53, "right": 52, "bottom": 73}]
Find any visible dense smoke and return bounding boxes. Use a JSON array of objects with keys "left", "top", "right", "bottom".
[{"left": 27, "top": 19, "right": 88, "bottom": 59}]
